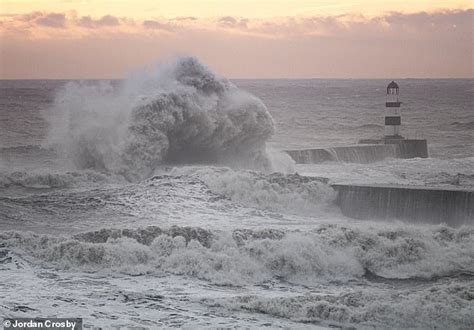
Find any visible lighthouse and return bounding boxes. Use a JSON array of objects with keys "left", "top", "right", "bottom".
[{"left": 384, "top": 81, "right": 403, "bottom": 139}]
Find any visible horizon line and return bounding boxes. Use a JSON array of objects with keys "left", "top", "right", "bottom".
[{"left": 1, "top": 77, "right": 473, "bottom": 81}]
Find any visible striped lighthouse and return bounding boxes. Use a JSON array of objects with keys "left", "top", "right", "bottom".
[{"left": 384, "top": 81, "right": 403, "bottom": 139}]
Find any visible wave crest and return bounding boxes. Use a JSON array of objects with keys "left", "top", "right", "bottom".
[
  {"left": 46, "top": 56, "right": 275, "bottom": 180},
  {"left": 166, "top": 167, "right": 335, "bottom": 215},
  {"left": 2, "top": 224, "right": 472, "bottom": 285}
]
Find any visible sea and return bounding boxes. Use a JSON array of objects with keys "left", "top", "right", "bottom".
[{"left": 0, "top": 57, "right": 473, "bottom": 329}]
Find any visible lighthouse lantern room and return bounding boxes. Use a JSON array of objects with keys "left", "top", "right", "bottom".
[{"left": 384, "top": 81, "right": 403, "bottom": 139}]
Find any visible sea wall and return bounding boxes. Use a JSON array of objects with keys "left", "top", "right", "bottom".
[
  {"left": 285, "top": 144, "right": 400, "bottom": 164},
  {"left": 332, "top": 184, "right": 473, "bottom": 226},
  {"left": 285, "top": 139, "right": 428, "bottom": 164},
  {"left": 398, "top": 139, "right": 429, "bottom": 159}
]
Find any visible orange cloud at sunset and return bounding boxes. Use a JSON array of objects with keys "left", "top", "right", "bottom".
[{"left": 0, "top": 2, "right": 472, "bottom": 78}]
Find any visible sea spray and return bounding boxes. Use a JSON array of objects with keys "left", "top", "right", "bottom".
[{"left": 45, "top": 56, "right": 276, "bottom": 180}]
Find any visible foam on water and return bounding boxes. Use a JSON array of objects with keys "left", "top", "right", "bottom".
[
  {"left": 2, "top": 224, "right": 472, "bottom": 286},
  {"left": 166, "top": 166, "right": 335, "bottom": 216},
  {"left": 0, "top": 168, "right": 342, "bottom": 234},
  {"left": 206, "top": 279, "right": 474, "bottom": 328},
  {"left": 2, "top": 63, "right": 473, "bottom": 329},
  {"left": 1, "top": 223, "right": 472, "bottom": 327}
]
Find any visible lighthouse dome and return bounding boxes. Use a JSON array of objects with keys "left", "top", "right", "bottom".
[
  {"left": 387, "top": 81, "right": 399, "bottom": 89},
  {"left": 387, "top": 81, "right": 399, "bottom": 95}
]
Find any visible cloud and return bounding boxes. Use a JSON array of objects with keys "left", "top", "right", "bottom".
[
  {"left": 78, "top": 15, "right": 120, "bottom": 28},
  {"left": 143, "top": 20, "right": 174, "bottom": 31},
  {"left": 385, "top": 9, "right": 473, "bottom": 27},
  {"left": 0, "top": 9, "right": 472, "bottom": 78},
  {"left": 17, "top": 12, "right": 43, "bottom": 22},
  {"left": 4, "top": 9, "right": 472, "bottom": 37},
  {"left": 218, "top": 16, "right": 248, "bottom": 29},
  {"left": 14, "top": 11, "right": 66, "bottom": 28},
  {"left": 172, "top": 16, "right": 198, "bottom": 21},
  {"left": 226, "top": 9, "right": 474, "bottom": 39},
  {"left": 35, "top": 13, "right": 66, "bottom": 28},
  {"left": 219, "top": 16, "right": 237, "bottom": 25}
]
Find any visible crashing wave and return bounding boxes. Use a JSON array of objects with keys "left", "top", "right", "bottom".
[
  {"left": 1, "top": 224, "right": 472, "bottom": 285},
  {"left": 45, "top": 56, "right": 276, "bottom": 180},
  {"left": 165, "top": 166, "right": 335, "bottom": 215},
  {"left": 0, "top": 169, "right": 337, "bottom": 226}
]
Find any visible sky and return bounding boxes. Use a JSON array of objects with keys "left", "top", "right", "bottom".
[{"left": 0, "top": 1, "right": 473, "bottom": 78}]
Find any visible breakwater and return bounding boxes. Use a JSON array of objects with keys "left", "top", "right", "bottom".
[
  {"left": 332, "top": 184, "right": 473, "bottom": 226},
  {"left": 286, "top": 139, "right": 428, "bottom": 164}
]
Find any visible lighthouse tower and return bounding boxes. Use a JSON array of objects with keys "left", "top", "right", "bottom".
[{"left": 384, "top": 81, "right": 403, "bottom": 139}]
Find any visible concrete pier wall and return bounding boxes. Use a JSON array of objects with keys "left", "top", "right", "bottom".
[
  {"left": 332, "top": 184, "right": 473, "bottom": 226},
  {"left": 397, "top": 139, "right": 429, "bottom": 159},
  {"left": 285, "top": 139, "right": 428, "bottom": 164},
  {"left": 286, "top": 145, "right": 399, "bottom": 164}
]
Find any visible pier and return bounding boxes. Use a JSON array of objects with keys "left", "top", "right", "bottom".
[
  {"left": 285, "top": 139, "right": 428, "bottom": 164},
  {"left": 285, "top": 81, "right": 428, "bottom": 164},
  {"left": 332, "top": 184, "right": 473, "bottom": 226}
]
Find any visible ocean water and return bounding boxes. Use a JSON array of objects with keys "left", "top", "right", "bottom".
[{"left": 0, "top": 57, "right": 473, "bottom": 328}]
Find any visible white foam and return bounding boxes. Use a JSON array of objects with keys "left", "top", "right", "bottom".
[
  {"left": 2, "top": 224, "right": 472, "bottom": 286},
  {"left": 166, "top": 166, "right": 337, "bottom": 216},
  {"left": 211, "top": 280, "right": 474, "bottom": 328},
  {"left": 45, "top": 56, "right": 279, "bottom": 180}
]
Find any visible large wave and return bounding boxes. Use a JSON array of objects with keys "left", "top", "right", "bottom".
[
  {"left": 165, "top": 166, "right": 336, "bottom": 215},
  {"left": 2, "top": 224, "right": 472, "bottom": 285},
  {"left": 45, "top": 56, "right": 277, "bottom": 180},
  {"left": 1, "top": 224, "right": 473, "bottom": 328}
]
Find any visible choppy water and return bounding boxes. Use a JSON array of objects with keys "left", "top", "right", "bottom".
[{"left": 0, "top": 58, "right": 473, "bottom": 328}]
